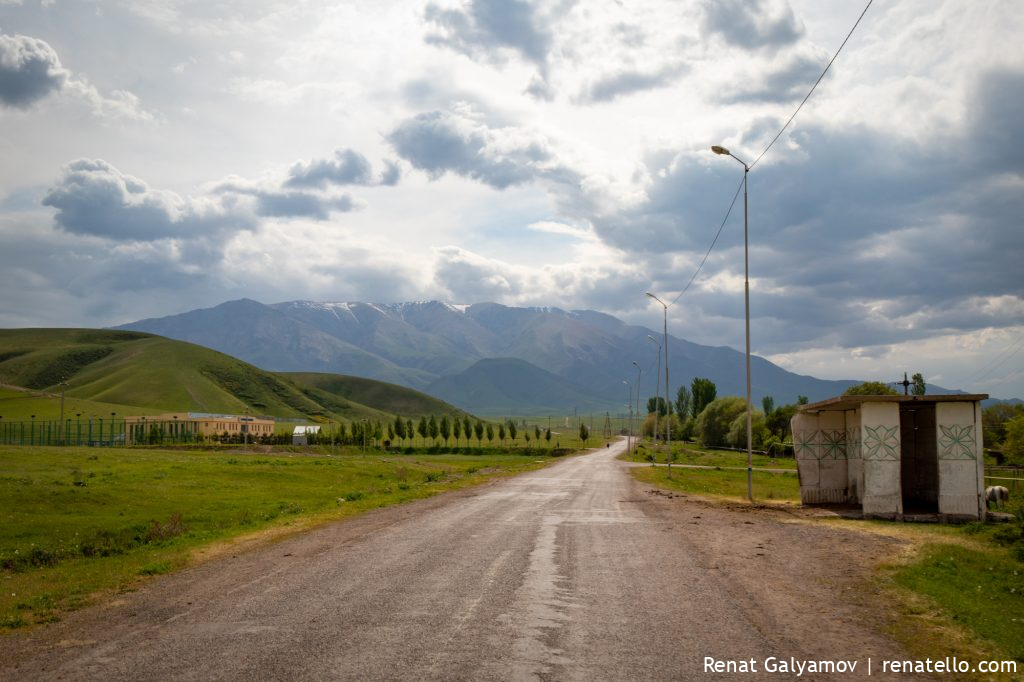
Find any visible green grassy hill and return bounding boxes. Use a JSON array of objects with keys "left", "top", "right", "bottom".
[
  {"left": 0, "top": 329, "right": 465, "bottom": 422},
  {"left": 284, "top": 372, "right": 469, "bottom": 419}
]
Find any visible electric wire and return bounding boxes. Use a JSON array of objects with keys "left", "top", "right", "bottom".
[
  {"left": 669, "top": 175, "right": 744, "bottom": 307},
  {"left": 966, "top": 331, "right": 1024, "bottom": 385},
  {"left": 749, "top": 0, "right": 874, "bottom": 170},
  {"left": 658, "top": 0, "right": 873, "bottom": 306}
]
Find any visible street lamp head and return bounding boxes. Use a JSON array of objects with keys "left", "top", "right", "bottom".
[
  {"left": 711, "top": 145, "right": 730, "bottom": 156},
  {"left": 645, "top": 291, "right": 667, "bottom": 308}
]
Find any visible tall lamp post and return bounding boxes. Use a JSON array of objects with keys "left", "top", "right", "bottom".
[
  {"left": 645, "top": 292, "right": 671, "bottom": 477},
  {"left": 622, "top": 380, "right": 633, "bottom": 453},
  {"left": 647, "top": 335, "right": 662, "bottom": 460},
  {"left": 632, "top": 361, "right": 642, "bottom": 450},
  {"left": 711, "top": 144, "right": 753, "bottom": 502}
]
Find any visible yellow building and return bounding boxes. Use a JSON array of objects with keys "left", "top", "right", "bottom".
[{"left": 124, "top": 412, "right": 275, "bottom": 444}]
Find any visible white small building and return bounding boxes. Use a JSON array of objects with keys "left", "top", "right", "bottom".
[
  {"left": 292, "top": 425, "right": 321, "bottom": 445},
  {"left": 791, "top": 394, "right": 988, "bottom": 520}
]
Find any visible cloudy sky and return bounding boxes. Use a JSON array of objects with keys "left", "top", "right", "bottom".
[{"left": 1, "top": 0, "right": 1022, "bottom": 399}]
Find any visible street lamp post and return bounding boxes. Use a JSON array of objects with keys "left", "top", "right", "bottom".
[
  {"left": 632, "top": 361, "right": 642, "bottom": 451},
  {"left": 622, "top": 380, "right": 632, "bottom": 453},
  {"left": 646, "top": 335, "right": 662, "bottom": 461},
  {"left": 712, "top": 144, "right": 753, "bottom": 502},
  {"left": 645, "top": 293, "right": 671, "bottom": 477}
]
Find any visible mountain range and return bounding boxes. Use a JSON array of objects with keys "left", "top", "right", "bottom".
[{"left": 117, "top": 298, "right": 868, "bottom": 415}]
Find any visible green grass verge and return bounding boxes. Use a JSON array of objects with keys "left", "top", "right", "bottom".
[
  {"left": 629, "top": 457, "right": 801, "bottom": 502},
  {"left": 889, "top": 542, "right": 1024, "bottom": 665},
  {"left": 624, "top": 440, "right": 797, "bottom": 470},
  {"left": 0, "top": 445, "right": 552, "bottom": 629}
]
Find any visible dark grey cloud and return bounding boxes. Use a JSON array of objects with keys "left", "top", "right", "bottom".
[
  {"left": 387, "top": 109, "right": 579, "bottom": 190},
  {"left": 702, "top": 0, "right": 803, "bottom": 50},
  {"left": 424, "top": 0, "right": 553, "bottom": 67},
  {"left": 0, "top": 31, "right": 68, "bottom": 108},
  {"left": 609, "top": 71, "right": 1024, "bottom": 353},
  {"left": 284, "top": 148, "right": 374, "bottom": 188},
  {"left": 968, "top": 68, "right": 1024, "bottom": 177},
  {"left": 717, "top": 52, "right": 825, "bottom": 104},
  {"left": 579, "top": 65, "right": 683, "bottom": 103},
  {"left": 42, "top": 159, "right": 249, "bottom": 241}
]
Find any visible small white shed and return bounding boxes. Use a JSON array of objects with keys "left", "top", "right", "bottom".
[
  {"left": 791, "top": 394, "right": 988, "bottom": 520},
  {"left": 292, "top": 425, "right": 321, "bottom": 445}
]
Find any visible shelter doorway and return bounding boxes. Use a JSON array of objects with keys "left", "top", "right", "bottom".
[{"left": 900, "top": 403, "right": 938, "bottom": 513}]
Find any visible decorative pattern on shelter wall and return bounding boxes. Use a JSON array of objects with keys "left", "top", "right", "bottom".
[
  {"left": 846, "top": 427, "right": 862, "bottom": 459},
  {"left": 938, "top": 424, "right": 976, "bottom": 460},
  {"left": 862, "top": 425, "right": 899, "bottom": 461},
  {"left": 820, "top": 430, "right": 847, "bottom": 459},
  {"left": 794, "top": 430, "right": 818, "bottom": 460}
]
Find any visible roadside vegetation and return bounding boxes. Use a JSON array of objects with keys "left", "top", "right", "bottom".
[{"left": 0, "top": 444, "right": 553, "bottom": 630}]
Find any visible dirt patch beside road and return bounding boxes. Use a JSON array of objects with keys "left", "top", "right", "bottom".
[{"left": 637, "top": 487, "right": 932, "bottom": 678}]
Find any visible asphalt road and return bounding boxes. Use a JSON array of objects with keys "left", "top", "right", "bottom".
[{"left": 2, "top": 441, "right": 918, "bottom": 681}]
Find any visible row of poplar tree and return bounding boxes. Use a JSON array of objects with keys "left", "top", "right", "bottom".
[{"left": 307, "top": 415, "right": 555, "bottom": 448}]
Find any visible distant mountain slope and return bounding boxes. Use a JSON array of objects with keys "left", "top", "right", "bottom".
[
  {"left": 0, "top": 329, "right": 464, "bottom": 421},
  {"left": 117, "top": 298, "right": 868, "bottom": 413},
  {"left": 426, "top": 358, "right": 612, "bottom": 415}
]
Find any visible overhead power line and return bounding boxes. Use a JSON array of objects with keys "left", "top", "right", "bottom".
[
  {"left": 664, "top": 0, "right": 873, "bottom": 304},
  {"left": 750, "top": 0, "right": 874, "bottom": 170}
]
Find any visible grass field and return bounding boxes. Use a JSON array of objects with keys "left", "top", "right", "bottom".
[
  {"left": 624, "top": 439, "right": 798, "bottom": 470},
  {"left": 0, "top": 444, "right": 553, "bottom": 629}
]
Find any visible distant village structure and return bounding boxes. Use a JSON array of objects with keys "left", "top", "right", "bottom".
[
  {"left": 791, "top": 394, "right": 988, "bottom": 520},
  {"left": 124, "top": 412, "right": 274, "bottom": 444},
  {"left": 292, "top": 425, "right": 321, "bottom": 445}
]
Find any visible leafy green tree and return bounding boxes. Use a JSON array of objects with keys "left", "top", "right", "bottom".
[
  {"left": 417, "top": 416, "right": 428, "bottom": 444},
  {"left": 675, "top": 385, "right": 690, "bottom": 419},
  {"left": 727, "top": 409, "right": 769, "bottom": 450},
  {"left": 797, "top": 395, "right": 809, "bottom": 405},
  {"left": 690, "top": 377, "right": 717, "bottom": 418},
  {"left": 498, "top": 422, "right": 506, "bottom": 444},
  {"left": 647, "top": 396, "right": 669, "bottom": 416},
  {"left": 983, "top": 403, "right": 1024, "bottom": 448},
  {"left": 694, "top": 396, "right": 747, "bottom": 447},
  {"left": 842, "top": 381, "right": 898, "bottom": 396},
  {"left": 766, "top": 403, "right": 798, "bottom": 441},
  {"left": 464, "top": 416, "right": 472, "bottom": 443},
  {"left": 534, "top": 425, "right": 542, "bottom": 441},
  {"left": 579, "top": 422, "right": 589, "bottom": 444},
  {"left": 427, "top": 415, "right": 439, "bottom": 443},
  {"left": 453, "top": 416, "right": 463, "bottom": 445},
  {"left": 545, "top": 428, "right": 552, "bottom": 446},
  {"left": 1003, "top": 414, "right": 1024, "bottom": 465},
  {"left": 406, "top": 419, "right": 414, "bottom": 445},
  {"left": 393, "top": 415, "right": 406, "bottom": 444},
  {"left": 485, "top": 423, "right": 494, "bottom": 444},
  {"left": 524, "top": 429, "right": 532, "bottom": 444},
  {"left": 440, "top": 415, "right": 451, "bottom": 445},
  {"left": 507, "top": 419, "right": 517, "bottom": 442},
  {"left": 474, "top": 419, "right": 484, "bottom": 443},
  {"left": 761, "top": 395, "right": 775, "bottom": 417},
  {"left": 911, "top": 373, "right": 926, "bottom": 396},
  {"left": 372, "top": 421, "right": 383, "bottom": 445}
]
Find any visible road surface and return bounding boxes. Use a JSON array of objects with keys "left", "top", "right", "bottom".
[{"left": 2, "top": 441, "right": 921, "bottom": 680}]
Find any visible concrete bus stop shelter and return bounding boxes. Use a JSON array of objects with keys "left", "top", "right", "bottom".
[{"left": 791, "top": 394, "right": 988, "bottom": 521}]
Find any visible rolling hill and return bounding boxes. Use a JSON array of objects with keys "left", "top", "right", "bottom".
[{"left": 0, "top": 329, "right": 466, "bottom": 422}]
